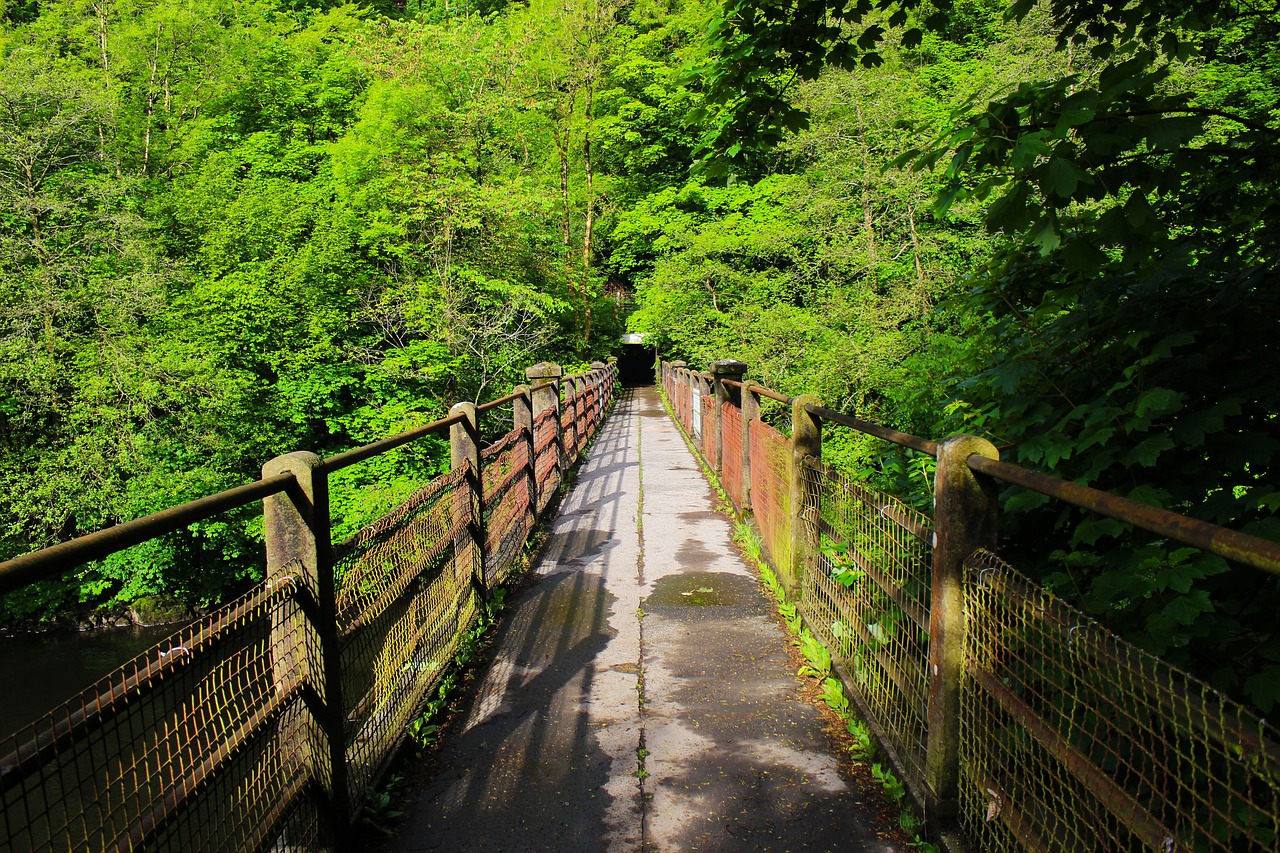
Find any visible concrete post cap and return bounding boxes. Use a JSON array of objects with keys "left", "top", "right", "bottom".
[
  {"left": 670, "top": 360, "right": 688, "bottom": 368},
  {"left": 526, "top": 362, "right": 563, "bottom": 379},
  {"left": 711, "top": 360, "right": 748, "bottom": 377},
  {"left": 590, "top": 361, "right": 607, "bottom": 369}
]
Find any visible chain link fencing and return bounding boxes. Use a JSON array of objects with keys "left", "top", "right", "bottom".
[
  {"left": 534, "top": 407, "right": 561, "bottom": 516},
  {"left": 334, "top": 466, "right": 476, "bottom": 804},
  {"left": 700, "top": 395, "right": 716, "bottom": 464}
]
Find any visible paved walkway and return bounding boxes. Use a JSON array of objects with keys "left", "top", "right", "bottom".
[{"left": 386, "top": 387, "right": 897, "bottom": 852}]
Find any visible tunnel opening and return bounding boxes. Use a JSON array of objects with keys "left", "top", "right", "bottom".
[{"left": 618, "top": 339, "right": 656, "bottom": 387}]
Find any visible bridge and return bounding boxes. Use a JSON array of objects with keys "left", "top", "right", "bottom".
[{"left": 1, "top": 359, "right": 1278, "bottom": 851}]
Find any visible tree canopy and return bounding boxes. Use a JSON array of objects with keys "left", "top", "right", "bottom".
[{"left": 1, "top": 0, "right": 1277, "bottom": 713}]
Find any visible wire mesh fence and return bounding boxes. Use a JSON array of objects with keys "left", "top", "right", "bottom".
[
  {"left": 0, "top": 573, "right": 322, "bottom": 852},
  {"left": 333, "top": 466, "right": 476, "bottom": 803},
  {"left": 535, "top": 406, "right": 561, "bottom": 516},
  {"left": 561, "top": 392, "right": 579, "bottom": 468},
  {"left": 0, "top": 364, "right": 618, "bottom": 852},
  {"left": 720, "top": 401, "right": 743, "bottom": 512},
  {"left": 801, "top": 459, "right": 933, "bottom": 791},
  {"left": 960, "top": 549, "right": 1280, "bottom": 852},
  {"left": 701, "top": 395, "right": 716, "bottom": 465},
  {"left": 483, "top": 427, "right": 533, "bottom": 587},
  {"left": 574, "top": 385, "right": 595, "bottom": 457},
  {"left": 749, "top": 417, "right": 792, "bottom": 583}
]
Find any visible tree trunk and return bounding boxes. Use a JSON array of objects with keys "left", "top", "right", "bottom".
[
  {"left": 581, "top": 85, "right": 595, "bottom": 343},
  {"left": 854, "top": 94, "right": 878, "bottom": 285},
  {"left": 142, "top": 23, "right": 162, "bottom": 176}
]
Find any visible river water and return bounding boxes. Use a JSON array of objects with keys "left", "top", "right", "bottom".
[{"left": 0, "top": 623, "right": 185, "bottom": 740}]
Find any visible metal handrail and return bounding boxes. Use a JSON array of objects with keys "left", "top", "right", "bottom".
[
  {"left": 476, "top": 390, "right": 525, "bottom": 414},
  {"left": 967, "top": 455, "right": 1280, "bottom": 577},
  {"left": 0, "top": 473, "right": 296, "bottom": 595},
  {"left": 320, "top": 412, "right": 466, "bottom": 473},
  {"left": 804, "top": 403, "right": 938, "bottom": 457},
  {"left": 753, "top": 386, "right": 794, "bottom": 404}
]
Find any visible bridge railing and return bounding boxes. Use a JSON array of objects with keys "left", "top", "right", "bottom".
[
  {"left": 659, "top": 358, "right": 1280, "bottom": 851},
  {"left": 0, "top": 359, "right": 617, "bottom": 852}
]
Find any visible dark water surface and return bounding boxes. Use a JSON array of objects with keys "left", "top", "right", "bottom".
[{"left": 0, "top": 623, "right": 185, "bottom": 740}]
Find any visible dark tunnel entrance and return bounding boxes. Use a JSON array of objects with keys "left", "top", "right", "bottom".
[{"left": 618, "top": 339, "right": 656, "bottom": 387}]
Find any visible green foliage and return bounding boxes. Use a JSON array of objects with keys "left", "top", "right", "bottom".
[
  {"left": 0, "top": 0, "right": 625, "bottom": 624},
  {"left": 360, "top": 774, "right": 406, "bottom": 837},
  {"left": 797, "top": 629, "right": 833, "bottom": 679},
  {"left": 655, "top": 0, "right": 1280, "bottom": 714}
]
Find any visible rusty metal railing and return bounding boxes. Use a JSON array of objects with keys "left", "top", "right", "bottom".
[
  {"left": 658, "top": 358, "right": 1280, "bottom": 850},
  {"left": 0, "top": 360, "right": 617, "bottom": 852}
]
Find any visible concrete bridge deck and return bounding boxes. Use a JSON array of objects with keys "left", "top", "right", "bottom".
[{"left": 383, "top": 387, "right": 901, "bottom": 852}]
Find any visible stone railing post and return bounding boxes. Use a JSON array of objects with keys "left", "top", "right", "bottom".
[
  {"left": 711, "top": 360, "right": 748, "bottom": 475},
  {"left": 526, "top": 362, "right": 563, "bottom": 508},
  {"left": 788, "top": 395, "right": 822, "bottom": 597},
  {"left": 450, "top": 401, "right": 485, "bottom": 596},
  {"left": 670, "top": 361, "right": 687, "bottom": 428},
  {"left": 925, "top": 434, "right": 999, "bottom": 828},
  {"left": 513, "top": 384, "right": 537, "bottom": 534},
  {"left": 740, "top": 380, "right": 761, "bottom": 512},
  {"left": 262, "top": 451, "right": 350, "bottom": 849}
]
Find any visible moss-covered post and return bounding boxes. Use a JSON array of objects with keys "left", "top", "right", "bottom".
[
  {"left": 262, "top": 451, "right": 350, "bottom": 849},
  {"left": 527, "top": 362, "right": 562, "bottom": 513},
  {"left": 712, "top": 360, "right": 747, "bottom": 475},
  {"left": 450, "top": 401, "right": 485, "bottom": 596},
  {"left": 740, "top": 381, "right": 761, "bottom": 512},
  {"left": 788, "top": 394, "right": 822, "bottom": 597},
  {"left": 925, "top": 434, "right": 999, "bottom": 828}
]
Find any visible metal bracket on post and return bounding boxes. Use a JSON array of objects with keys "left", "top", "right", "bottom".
[
  {"left": 741, "top": 380, "right": 761, "bottom": 512},
  {"left": 925, "top": 434, "right": 999, "bottom": 833},
  {"left": 788, "top": 395, "right": 822, "bottom": 597},
  {"left": 711, "top": 360, "right": 748, "bottom": 476},
  {"left": 262, "top": 451, "right": 350, "bottom": 851},
  {"left": 450, "top": 402, "right": 486, "bottom": 599}
]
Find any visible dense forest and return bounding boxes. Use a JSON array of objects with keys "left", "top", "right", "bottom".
[{"left": 1, "top": 0, "right": 1277, "bottom": 712}]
